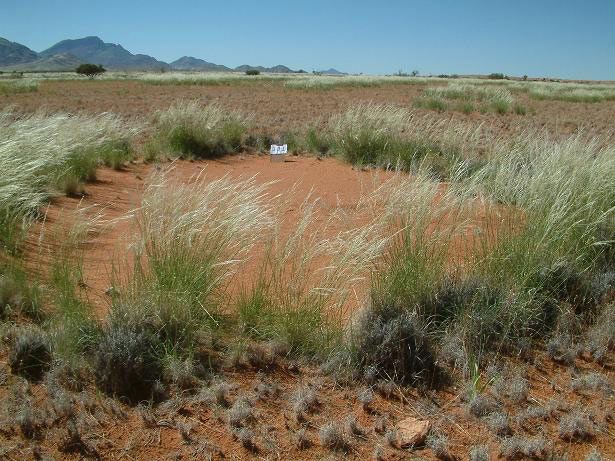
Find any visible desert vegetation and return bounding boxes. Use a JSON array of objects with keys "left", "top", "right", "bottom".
[{"left": 0, "top": 76, "right": 613, "bottom": 460}]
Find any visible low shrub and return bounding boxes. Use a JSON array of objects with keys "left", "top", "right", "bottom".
[
  {"left": 94, "top": 324, "right": 163, "bottom": 403},
  {"left": 9, "top": 326, "right": 52, "bottom": 381},
  {"left": 353, "top": 303, "right": 440, "bottom": 385}
]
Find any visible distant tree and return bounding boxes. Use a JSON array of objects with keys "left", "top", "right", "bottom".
[
  {"left": 522, "top": 75, "right": 528, "bottom": 81},
  {"left": 76, "top": 63, "right": 106, "bottom": 78},
  {"left": 488, "top": 72, "right": 505, "bottom": 80},
  {"left": 245, "top": 69, "right": 260, "bottom": 76},
  {"left": 411, "top": 70, "right": 419, "bottom": 77}
]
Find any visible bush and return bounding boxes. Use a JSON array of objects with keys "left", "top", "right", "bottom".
[
  {"left": 354, "top": 303, "right": 440, "bottom": 385},
  {"left": 488, "top": 73, "right": 505, "bottom": 80},
  {"left": 94, "top": 324, "right": 162, "bottom": 403},
  {"left": 75, "top": 63, "right": 106, "bottom": 78},
  {"left": 9, "top": 326, "right": 52, "bottom": 381},
  {"left": 245, "top": 69, "right": 260, "bottom": 76}
]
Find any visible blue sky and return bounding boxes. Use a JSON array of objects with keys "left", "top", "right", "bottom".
[{"left": 2, "top": 0, "right": 614, "bottom": 79}]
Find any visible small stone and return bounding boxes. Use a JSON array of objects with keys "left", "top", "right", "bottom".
[{"left": 396, "top": 417, "right": 431, "bottom": 448}]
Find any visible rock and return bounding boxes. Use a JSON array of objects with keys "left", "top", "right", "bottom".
[{"left": 396, "top": 417, "right": 431, "bottom": 448}]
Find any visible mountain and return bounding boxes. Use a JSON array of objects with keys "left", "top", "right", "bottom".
[
  {"left": 234, "top": 64, "right": 296, "bottom": 73},
  {"left": 40, "top": 36, "right": 169, "bottom": 71},
  {"left": 0, "top": 53, "right": 84, "bottom": 71},
  {"left": 0, "top": 37, "right": 38, "bottom": 66},
  {"left": 170, "top": 56, "right": 231, "bottom": 72},
  {"left": 319, "top": 68, "right": 346, "bottom": 75},
  {"left": 0, "top": 36, "right": 325, "bottom": 74}
]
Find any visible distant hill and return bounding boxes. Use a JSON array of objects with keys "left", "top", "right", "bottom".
[
  {"left": 235, "top": 64, "right": 296, "bottom": 73},
  {"left": 39, "top": 36, "right": 169, "bottom": 71},
  {"left": 170, "top": 56, "right": 231, "bottom": 72},
  {"left": 0, "top": 53, "right": 84, "bottom": 71},
  {"left": 0, "top": 37, "right": 38, "bottom": 66},
  {"left": 319, "top": 68, "right": 346, "bottom": 75},
  {"left": 0, "top": 35, "right": 328, "bottom": 74}
]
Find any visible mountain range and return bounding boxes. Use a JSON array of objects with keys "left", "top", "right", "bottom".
[{"left": 0, "top": 36, "right": 342, "bottom": 74}]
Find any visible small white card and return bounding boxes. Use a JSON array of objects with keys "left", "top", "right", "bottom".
[{"left": 270, "top": 144, "right": 288, "bottom": 155}]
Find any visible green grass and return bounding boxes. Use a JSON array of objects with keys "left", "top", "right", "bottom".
[
  {"left": 323, "top": 103, "right": 481, "bottom": 178},
  {"left": 147, "top": 101, "right": 249, "bottom": 160},
  {"left": 0, "top": 79, "right": 38, "bottom": 95},
  {"left": 420, "top": 83, "right": 515, "bottom": 114}
]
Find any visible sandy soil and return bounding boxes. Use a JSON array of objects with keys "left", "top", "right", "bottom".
[
  {"left": 3, "top": 80, "right": 615, "bottom": 140},
  {"left": 1, "top": 82, "right": 613, "bottom": 460}
]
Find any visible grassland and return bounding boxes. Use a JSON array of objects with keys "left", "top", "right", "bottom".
[{"left": 0, "top": 76, "right": 613, "bottom": 460}]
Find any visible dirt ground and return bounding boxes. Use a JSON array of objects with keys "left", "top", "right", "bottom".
[
  {"left": 0, "top": 81, "right": 614, "bottom": 460},
  {"left": 4, "top": 79, "right": 615, "bottom": 140}
]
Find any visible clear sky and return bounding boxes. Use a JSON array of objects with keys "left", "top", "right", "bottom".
[{"left": 2, "top": 0, "right": 614, "bottom": 79}]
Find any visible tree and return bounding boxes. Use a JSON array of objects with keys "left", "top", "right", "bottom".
[
  {"left": 76, "top": 63, "right": 106, "bottom": 78},
  {"left": 411, "top": 70, "right": 419, "bottom": 77}
]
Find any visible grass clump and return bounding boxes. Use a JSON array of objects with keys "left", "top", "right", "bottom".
[
  {"left": 0, "top": 79, "right": 38, "bottom": 95},
  {"left": 109, "top": 170, "right": 272, "bottom": 377},
  {"left": 0, "top": 108, "right": 137, "bottom": 249},
  {"left": 421, "top": 82, "right": 515, "bottom": 114},
  {"left": 239, "top": 193, "right": 386, "bottom": 357},
  {"left": 325, "top": 103, "right": 480, "bottom": 178},
  {"left": 148, "top": 100, "right": 249, "bottom": 159}
]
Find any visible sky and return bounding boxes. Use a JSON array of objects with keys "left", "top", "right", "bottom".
[{"left": 2, "top": 0, "right": 614, "bottom": 80}]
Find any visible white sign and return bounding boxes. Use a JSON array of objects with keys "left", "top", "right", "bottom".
[{"left": 270, "top": 144, "right": 288, "bottom": 155}]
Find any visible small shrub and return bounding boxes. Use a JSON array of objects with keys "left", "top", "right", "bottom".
[
  {"left": 500, "top": 436, "right": 548, "bottom": 460},
  {"left": 384, "top": 429, "right": 398, "bottom": 448},
  {"left": 469, "top": 445, "right": 490, "bottom": 461},
  {"left": 319, "top": 421, "right": 350, "bottom": 452},
  {"left": 354, "top": 304, "right": 440, "bottom": 385},
  {"left": 294, "top": 428, "right": 311, "bottom": 449},
  {"left": 547, "top": 334, "right": 577, "bottom": 365},
  {"left": 558, "top": 412, "right": 595, "bottom": 441},
  {"left": 235, "top": 427, "right": 257, "bottom": 451},
  {"left": 9, "top": 326, "right": 52, "bottom": 381},
  {"left": 585, "top": 449, "right": 603, "bottom": 461},
  {"left": 163, "top": 355, "right": 198, "bottom": 391},
  {"left": 228, "top": 398, "right": 253, "bottom": 428},
  {"left": 344, "top": 414, "right": 366, "bottom": 437},
  {"left": 468, "top": 394, "right": 500, "bottom": 418},
  {"left": 358, "top": 388, "right": 375, "bottom": 411},
  {"left": 427, "top": 433, "right": 453, "bottom": 460},
  {"left": 291, "top": 385, "right": 319, "bottom": 420},
  {"left": 571, "top": 373, "right": 611, "bottom": 395},
  {"left": 94, "top": 324, "right": 162, "bottom": 403},
  {"left": 486, "top": 411, "right": 512, "bottom": 436}
]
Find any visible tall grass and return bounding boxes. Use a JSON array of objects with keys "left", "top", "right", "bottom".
[
  {"left": 0, "top": 79, "right": 38, "bottom": 95},
  {"left": 147, "top": 101, "right": 250, "bottom": 160},
  {"left": 325, "top": 103, "right": 481, "bottom": 178},
  {"left": 239, "top": 192, "right": 388, "bottom": 356},
  {"left": 140, "top": 72, "right": 290, "bottom": 86},
  {"left": 112, "top": 169, "right": 273, "bottom": 353},
  {"left": 417, "top": 83, "right": 516, "bottom": 114},
  {"left": 284, "top": 75, "right": 430, "bottom": 89},
  {"left": 527, "top": 83, "right": 615, "bottom": 103},
  {"left": 0, "top": 108, "right": 138, "bottom": 251}
]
